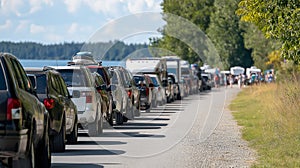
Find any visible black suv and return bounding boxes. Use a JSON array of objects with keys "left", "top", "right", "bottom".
[
  {"left": 0, "top": 53, "right": 51, "bottom": 167},
  {"left": 25, "top": 67, "right": 79, "bottom": 152}
]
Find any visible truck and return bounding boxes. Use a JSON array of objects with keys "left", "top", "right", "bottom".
[{"left": 125, "top": 57, "right": 169, "bottom": 103}]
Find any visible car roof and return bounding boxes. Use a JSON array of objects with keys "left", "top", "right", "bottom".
[
  {"left": 86, "top": 65, "right": 105, "bottom": 69},
  {"left": 24, "top": 67, "right": 60, "bottom": 74},
  {"left": 49, "top": 65, "right": 83, "bottom": 70}
]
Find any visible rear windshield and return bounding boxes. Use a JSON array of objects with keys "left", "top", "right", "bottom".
[
  {"left": 89, "top": 68, "right": 106, "bottom": 80},
  {"left": 35, "top": 75, "right": 47, "bottom": 94},
  {"left": 0, "top": 62, "right": 7, "bottom": 90},
  {"left": 56, "top": 69, "right": 89, "bottom": 87}
]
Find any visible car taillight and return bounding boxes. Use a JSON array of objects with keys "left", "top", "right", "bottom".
[
  {"left": 43, "top": 98, "right": 55, "bottom": 110},
  {"left": 7, "top": 98, "right": 22, "bottom": 120},
  {"left": 127, "top": 90, "right": 132, "bottom": 98},
  {"left": 146, "top": 87, "right": 149, "bottom": 96},
  {"left": 81, "top": 91, "right": 93, "bottom": 103}
]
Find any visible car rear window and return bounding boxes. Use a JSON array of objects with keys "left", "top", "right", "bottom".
[
  {"left": 57, "top": 69, "right": 88, "bottom": 87},
  {"left": 35, "top": 74, "right": 47, "bottom": 94},
  {"left": 89, "top": 67, "right": 106, "bottom": 81},
  {"left": 0, "top": 62, "right": 7, "bottom": 90}
]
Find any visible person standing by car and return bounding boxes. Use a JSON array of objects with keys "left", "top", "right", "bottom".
[
  {"left": 238, "top": 74, "right": 243, "bottom": 89},
  {"left": 229, "top": 74, "right": 234, "bottom": 88}
]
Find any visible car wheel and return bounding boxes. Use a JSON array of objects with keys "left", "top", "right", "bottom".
[
  {"left": 36, "top": 119, "right": 51, "bottom": 168},
  {"left": 67, "top": 119, "right": 78, "bottom": 144},
  {"left": 107, "top": 102, "right": 114, "bottom": 126},
  {"left": 152, "top": 99, "right": 157, "bottom": 108},
  {"left": 108, "top": 113, "right": 114, "bottom": 126},
  {"left": 29, "top": 140, "right": 35, "bottom": 168},
  {"left": 177, "top": 93, "right": 182, "bottom": 100},
  {"left": 115, "top": 112, "right": 123, "bottom": 125},
  {"left": 134, "top": 103, "right": 141, "bottom": 117},
  {"left": 88, "top": 114, "right": 99, "bottom": 137},
  {"left": 52, "top": 119, "right": 66, "bottom": 152},
  {"left": 97, "top": 113, "right": 104, "bottom": 135},
  {"left": 146, "top": 108, "right": 151, "bottom": 113}
]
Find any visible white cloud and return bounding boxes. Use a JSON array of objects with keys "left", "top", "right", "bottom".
[
  {"left": 84, "top": 0, "right": 123, "bottom": 15},
  {"left": 127, "top": 1, "right": 146, "bottom": 13},
  {"left": 30, "top": 24, "right": 46, "bottom": 34},
  {"left": 68, "top": 23, "right": 78, "bottom": 34},
  {"left": 63, "top": 0, "right": 82, "bottom": 13},
  {"left": 63, "top": 0, "right": 161, "bottom": 16},
  {"left": 127, "top": 0, "right": 161, "bottom": 14},
  {"left": 15, "top": 20, "right": 29, "bottom": 33},
  {"left": 45, "top": 33, "right": 64, "bottom": 43},
  {"left": 0, "top": 20, "right": 12, "bottom": 30},
  {"left": 0, "top": 0, "right": 24, "bottom": 16}
]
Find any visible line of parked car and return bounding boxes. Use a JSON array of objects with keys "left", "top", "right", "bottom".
[{"left": 0, "top": 52, "right": 203, "bottom": 167}]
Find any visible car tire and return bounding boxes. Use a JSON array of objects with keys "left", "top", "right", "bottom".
[
  {"left": 177, "top": 93, "right": 182, "bottom": 100},
  {"left": 107, "top": 102, "right": 114, "bottom": 126},
  {"left": 29, "top": 140, "right": 35, "bottom": 168},
  {"left": 51, "top": 119, "right": 66, "bottom": 152},
  {"left": 146, "top": 107, "right": 151, "bottom": 113},
  {"left": 67, "top": 119, "right": 78, "bottom": 144},
  {"left": 88, "top": 115, "right": 99, "bottom": 137},
  {"left": 97, "top": 113, "right": 103, "bottom": 135},
  {"left": 134, "top": 103, "right": 141, "bottom": 117},
  {"left": 152, "top": 99, "right": 157, "bottom": 108},
  {"left": 115, "top": 112, "right": 123, "bottom": 125},
  {"left": 36, "top": 119, "right": 51, "bottom": 168}
]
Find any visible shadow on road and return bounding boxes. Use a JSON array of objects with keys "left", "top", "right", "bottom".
[
  {"left": 99, "top": 131, "right": 165, "bottom": 138},
  {"left": 76, "top": 140, "right": 127, "bottom": 145},
  {"left": 52, "top": 149, "right": 125, "bottom": 156},
  {"left": 133, "top": 117, "right": 170, "bottom": 121},
  {"left": 51, "top": 163, "right": 105, "bottom": 168}
]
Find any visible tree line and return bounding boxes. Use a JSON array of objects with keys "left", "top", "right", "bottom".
[
  {"left": 151, "top": 0, "right": 283, "bottom": 71},
  {"left": 0, "top": 41, "right": 149, "bottom": 61}
]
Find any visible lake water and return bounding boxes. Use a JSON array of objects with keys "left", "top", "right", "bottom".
[{"left": 20, "top": 59, "right": 125, "bottom": 68}]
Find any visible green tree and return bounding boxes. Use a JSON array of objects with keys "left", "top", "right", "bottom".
[
  {"left": 240, "top": 22, "right": 280, "bottom": 70},
  {"left": 207, "top": 0, "right": 253, "bottom": 70},
  {"left": 237, "top": 0, "right": 300, "bottom": 63},
  {"left": 152, "top": 0, "right": 215, "bottom": 64}
]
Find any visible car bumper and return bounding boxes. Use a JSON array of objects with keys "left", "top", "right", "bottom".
[
  {"left": 78, "top": 110, "right": 96, "bottom": 125},
  {"left": 0, "top": 129, "right": 28, "bottom": 158}
]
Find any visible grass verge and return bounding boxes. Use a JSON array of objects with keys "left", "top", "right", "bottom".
[{"left": 230, "top": 82, "right": 300, "bottom": 167}]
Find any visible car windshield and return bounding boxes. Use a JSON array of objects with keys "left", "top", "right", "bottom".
[{"left": 57, "top": 69, "right": 87, "bottom": 87}]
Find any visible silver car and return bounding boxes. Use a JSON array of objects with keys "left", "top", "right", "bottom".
[
  {"left": 52, "top": 65, "right": 104, "bottom": 136},
  {"left": 148, "top": 74, "right": 167, "bottom": 106}
]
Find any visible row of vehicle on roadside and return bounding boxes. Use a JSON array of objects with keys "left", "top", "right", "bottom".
[{"left": 0, "top": 52, "right": 204, "bottom": 167}]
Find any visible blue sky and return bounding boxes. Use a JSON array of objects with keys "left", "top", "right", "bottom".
[{"left": 0, "top": 0, "right": 164, "bottom": 44}]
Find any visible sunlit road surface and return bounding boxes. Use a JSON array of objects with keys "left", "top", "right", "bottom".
[{"left": 52, "top": 87, "right": 240, "bottom": 168}]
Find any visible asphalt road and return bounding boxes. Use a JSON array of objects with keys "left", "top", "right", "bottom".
[{"left": 51, "top": 86, "right": 250, "bottom": 168}]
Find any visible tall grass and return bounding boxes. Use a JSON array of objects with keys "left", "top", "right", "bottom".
[{"left": 230, "top": 80, "right": 300, "bottom": 167}]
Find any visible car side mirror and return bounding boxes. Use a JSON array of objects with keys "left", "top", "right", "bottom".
[{"left": 72, "top": 90, "right": 80, "bottom": 98}]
